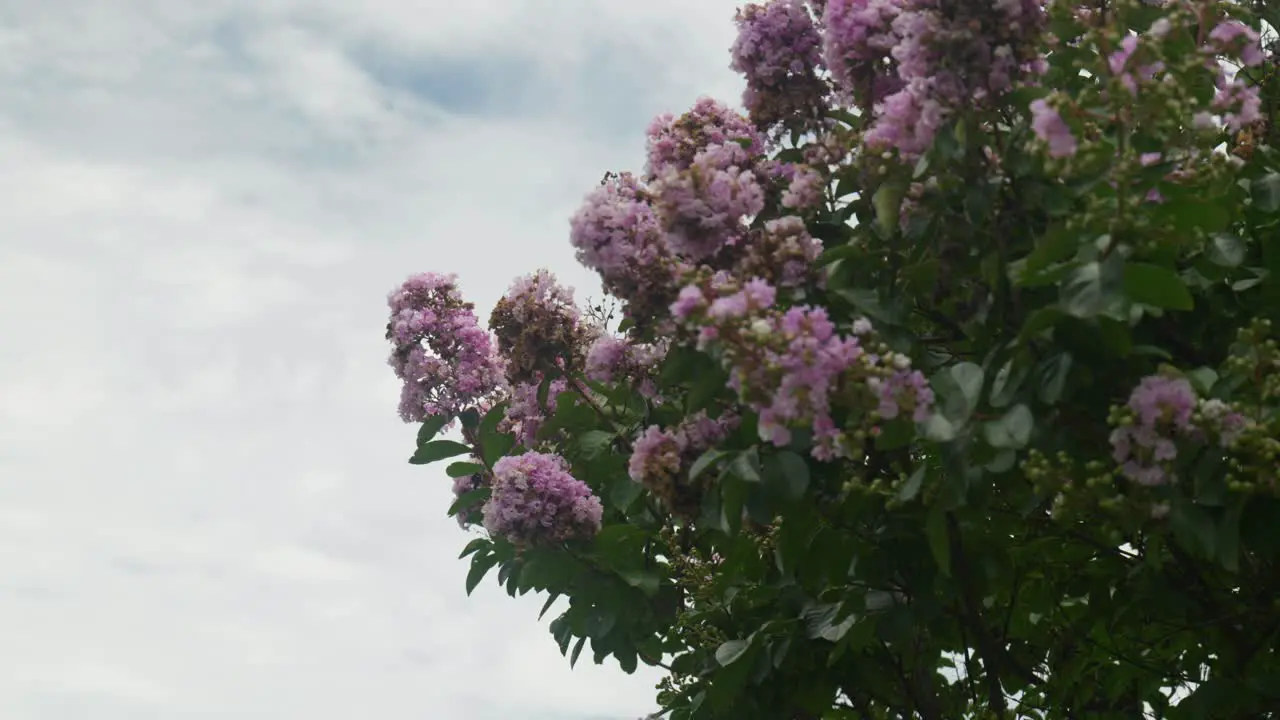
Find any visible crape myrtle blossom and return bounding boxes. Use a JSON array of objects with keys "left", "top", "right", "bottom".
[
  {"left": 500, "top": 376, "right": 569, "bottom": 448},
  {"left": 385, "top": 272, "right": 505, "bottom": 423},
  {"left": 730, "top": 0, "right": 831, "bottom": 134},
  {"left": 1030, "top": 97, "right": 1078, "bottom": 158},
  {"left": 651, "top": 141, "right": 768, "bottom": 263},
  {"left": 585, "top": 335, "right": 666, "bottom": 397},
  {"left": 568, "top": 172, "right": 688, "bottom": 335},
  {"left": 1109, "top": 374, "right": 1250, "bottom": 487},
  {"left": 779, "top": 164, "right": 826, "bottom": 211},
  {"left": 672, "top": 277, "right": 934, "bottom": 460},
  {"left": 644, "top": 97, "right": 765, "bottom": 180},
  {"left": 822, "top": 0, "right": 904, "bottom": 107},
  {"left": 482, "top": 452, "right": 604, "bottom": 546},
  {"left": 489, "top": 269, "right": 594, "bottom": 385},
  {"left": 826, "top": 0, "right": 1048, "bottom": 158},
  {"left": 1207, "top": 19, "right": 1266, "bottom": 67},
  {"left": 734, "top": 215, "right": 825, "bottom": 289},
  {"left": 628, "top": 411, "right": 740, "bottom": 517}
]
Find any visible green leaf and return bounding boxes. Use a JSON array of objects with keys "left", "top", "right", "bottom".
[
  {"left": 730, "top": 449, "right": 763, "bottom": 483},
  {"left": 1218, "top": 497, "right": 1245, "bottom": 573},
  {"left": 922, "top": 413, "right": 957, "bottom": 442},
  {"left": 925, "top": 508, "right": 952, "bottom": 576},
  {"left": 538, "top": 592, "right": 560, "bottom": 620},
  {"left": 1187, "top": 367, "right": 1219, "bottom": 395},
  {"left": 410, "top": 439, "right": 473, "bottom": 465},
  {"left": 1252, "top": 172, "right": 1280, "bottom": 213},
  {"left": 458, "top": 408, "right": 481, "bottom": 429},
  {"left": 465, "top": 552, "right": 498, "bottom": 595},
  {"left": 416, "top": 415, "right": 451, "bottom": 446},
  {"left": 577, "top": 430, "right": 614, "bottom": 461},
  {"left": 458, "top": 537, "right": 490, "bottom": 559},
  {"left": 897, "top": 464, "right": 927, "bottom": 503},
  {"left": 569, "top": 636, "right": 587, "bottom": 669},
  {"left": 447, "top": 487, "right": 490, "bottom": 517},
  {"left": 715, "top": 639, "right": 752, "bottom": 667},
  {"left": 1164, "top": 199, "right": 1230, "bottom": 234},
  {"left": 445, "top": 461, "right": 484, "bottom": 478},
  {"left": 721, "top": 475, "right": 749, "bottom": 535},
  {"left": 989, "top": 356, "right": 1029, "bottom": 408},
  {"left": 1061, "top": 258, "right": 1122, "bottom": 318},
  {"left": 765, "top": 451, "right": 811, "bottom": 501},
  {"left": 1123, "top": 262, "right": 1194, "bottom": 310},
  {"left": 1037, "top": 354, "right": 1073, "bottom": 405},
  {"left": 1207, "top": 234, "right": 1245, "bottom": 268},
  {"left": 949, "top": 362, "right": 985, "bottom": 418},
  {"left": 689, "top": 449, "right": 728, "bottom": 481},
  {"left": 983, "top": 404, "right": 1033, "bottom": 449},
  {"left": 872, "top": 179, "right": 908, "bottom": 237},
  {"left": 620, "top": 569, "right": 661, "bottom": 597},
  {"left": 1170, "top": 500, "right": 1217, "bottom": 559}
]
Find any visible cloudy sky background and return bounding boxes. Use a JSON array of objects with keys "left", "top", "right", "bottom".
[{"left": 0, "top": 1, "right": 748, "bottom": 717}]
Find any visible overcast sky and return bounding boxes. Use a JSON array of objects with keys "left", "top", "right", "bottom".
[{"left": 0, "top": 1, "right": 747, "bottom": 717}]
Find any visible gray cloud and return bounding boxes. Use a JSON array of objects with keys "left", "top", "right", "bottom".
[{"left": 0, "top": 0, "right": 749, "bottom": 718}]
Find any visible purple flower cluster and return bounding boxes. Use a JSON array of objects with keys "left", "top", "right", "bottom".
[
  {"left": 386, "top": 272, "right": 505, "bottom": 423},
  {"left": 780, "top": 164, "right": 826, "bottom": 212},
  {"left": 869, "top": 364, "right": 935, "bottom": 423},
  {"left": 644, "top": 97, "right": 764, "bottom": 180},
  {"left": 500, "top": 376, "right": 569, "bottom": 448},
  {"left": 482, "top": 452, "right": 604, "bottom": 545},
  {"left": 570, "top": 173, "right": 667, "bottom": 282},
  {"left": 628, "top": 425, "right": 684, "bottom": 487},
  {"left": 1211, "top": 70, "right": 1263, "bottom": 133},
  {"left": 1109, "top": 375, "right": 1248, "bottom": 487},
  {"left": 651, "top": 142, "right": 767, "bottom": 262},
  {"left": 749, "top": 306, "right": 868, "bottom": 457},
  {"left": 1110, "top": 375, "right": 1197, "bottom": 486},
  {"left": 673, "top": 277, "right": 934, "bottom": 459},
  {"left": 825, "top": 0, "right": 1047, "bottom": 158},
  {"left": 1208, "top": 20, "right": 1266, "bottom": 68},
  {"left": 735, "top": 216, "right": 825, "bottom": 290},
  {"left": 489, "top": 270, "right": 591, "bottom": 384},
  {"left": 730, "top": 0, "right": 831, "bottom": 134},
  {"left": 1030, "top": 97, "right": 1077, "bottom": 158},
  {"left": 585, "top": 335, "right": 666, "bottom": 397},
  {"left": 628, "top": 411, "right": 740, "bottom": 516},
  {"left": 823, "top": 0, "right": 904, "bottom": 107}
]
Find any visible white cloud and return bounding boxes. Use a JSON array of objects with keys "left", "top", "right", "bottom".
[{"left": 0, "top": 0, "right": 747, "bottom": 718}]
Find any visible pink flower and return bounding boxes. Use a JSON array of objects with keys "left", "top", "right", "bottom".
[{"left": 1030, "top": 98, "right": 1078, "bottom": 158}]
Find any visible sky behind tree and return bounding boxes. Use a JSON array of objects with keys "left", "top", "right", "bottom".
[{"left": 0, "top": 1, "right": 749, "bottom": 716}]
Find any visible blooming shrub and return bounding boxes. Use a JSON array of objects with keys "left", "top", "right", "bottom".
[{"left": 386, "top": 0, "right": 1280, "bottom": 717}]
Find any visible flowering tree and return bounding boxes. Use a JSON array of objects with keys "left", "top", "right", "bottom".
[{"left": 383, "top": 1, "right": 1280, "bottom": 717}]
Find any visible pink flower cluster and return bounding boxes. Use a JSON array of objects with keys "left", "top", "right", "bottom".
[
  {"left": 628, "top": 411, "right": 740, "bottom": 513},
  {"left": 651, "top": 141, "right": 768, "bottom": 262},
  {"left": 585, "top": 335, "right": 666, "bottom": 397},
  {"left": 386, "top": 272, "right": 505, "bottom": 423},
  {"left": 730, "top": 0, "right": 831, "bottom": 134},
  {"left": 1030, "top": 97, "right": 1078, "bottom": 158},
  {"left": 500, "top": 375, "right": 569, "bottom": 448},
  {"left": 822, "top": 0, "right": 904, "bottom": 107},
  {"left": 569, "top": 173, "right": 688, "bottom": 334},
  {"left": 736, "top": 215, "right": 825, "bottom": 289},
  {"left": 489, "top": 270, "right": 591, "bottom": 384},
  {"left": 1110, "top": 375, "right": 1248, "bottom": 487},
  {"left": 644, "top": 97, "right": 764, "bottom": 180},
  {"left": 482, "top": 452, "right": 604, "bottom": 545},
  {"left": 825, "top": 0, "right": 1048, "bottom": 158},
  {"left": 569, "top": 97, "right": 830, "bottom": 336},
  {"left": 673, "top": 277, "right": 934, "bottom": 459}
]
